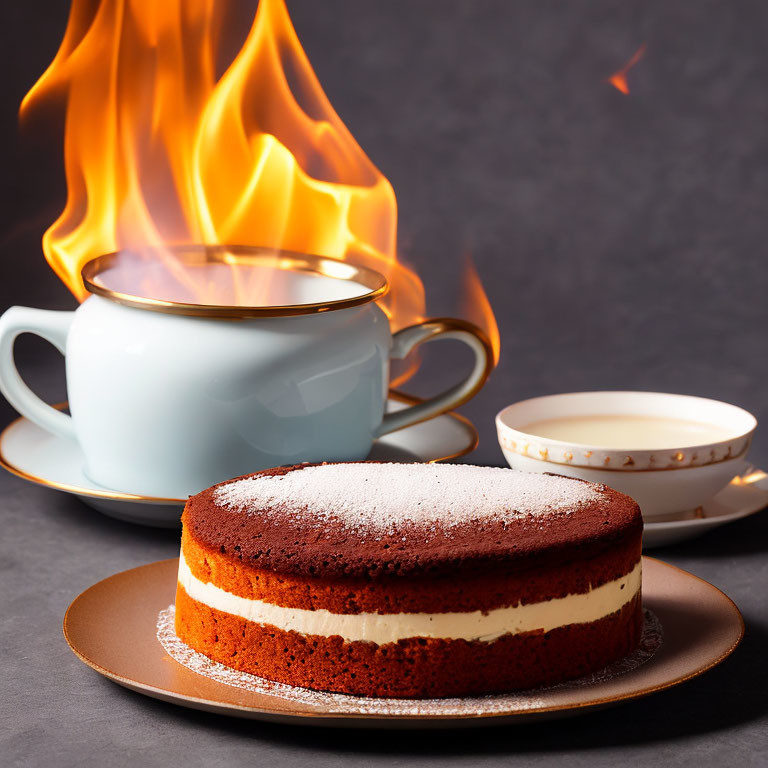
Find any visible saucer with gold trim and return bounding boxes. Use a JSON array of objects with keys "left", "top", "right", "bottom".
[{"left": 0, "top": 391, "right": 477, "bottom": 528}]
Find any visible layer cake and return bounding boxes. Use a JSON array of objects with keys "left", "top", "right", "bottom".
[{"left": 175, "top": 462, "right": 643, "bottom": 698}]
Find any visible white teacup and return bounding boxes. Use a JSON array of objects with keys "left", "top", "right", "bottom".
[
  {"left": 0, "top": 247, "right": 492, "bottom": 498},
  {"left": 496, "top": 391, "right": 757, "bottom": 519}
]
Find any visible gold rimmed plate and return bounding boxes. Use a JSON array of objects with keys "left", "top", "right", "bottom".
[
  {"left": 0, "top": 392, "right": 478, "bottom": 527},
  {"left": 62, "top": 557, "right": 743, "bottom": 728}
]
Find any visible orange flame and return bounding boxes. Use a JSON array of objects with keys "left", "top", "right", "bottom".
[
  {"left": 461, "top": 256, "right": 500, "bottom": 365},
  {"left": 608, "top": 44, "right": 646, "bottom": 95},
  {"left": 20, "top": 0, "right": 425, "bottom": 329}
]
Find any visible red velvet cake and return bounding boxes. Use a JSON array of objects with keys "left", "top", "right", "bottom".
[{"left": 174, "top": 462, "right": 643, "bottom": 698}]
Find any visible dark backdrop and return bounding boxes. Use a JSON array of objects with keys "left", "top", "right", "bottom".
[{"left": 2, "top": 0, "right": 767, "bottom": 468}]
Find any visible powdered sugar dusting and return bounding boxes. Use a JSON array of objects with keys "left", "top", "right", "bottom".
[
  {"left": 213, "top": 463, "right": 605, "bottom": 533},
  {"left": 156, "top": 606, "right": 662, "bottom": 717}
]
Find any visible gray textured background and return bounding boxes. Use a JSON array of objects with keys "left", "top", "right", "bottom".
[{"left": 1, "top": 1, "right": 767, "bottom": 765}]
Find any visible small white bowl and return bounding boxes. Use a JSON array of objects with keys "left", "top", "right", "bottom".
[{"left": 496, "top": 391, "right": 757, "bottom": 519}]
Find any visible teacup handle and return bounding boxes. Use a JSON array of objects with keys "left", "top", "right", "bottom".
[
  {"left": 377, "top": 318, "right": 494, "bottom": 437},
  {"left": 0, "top": 306, "right": 76, "bottom": 440}
]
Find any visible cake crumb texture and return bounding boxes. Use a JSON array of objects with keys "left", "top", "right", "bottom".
[
  {"left": 175, "top": 585, "right": 643, "bottom": 698},
  {"left": 181, "top": 525, "right": 641, "bottom": 613}
]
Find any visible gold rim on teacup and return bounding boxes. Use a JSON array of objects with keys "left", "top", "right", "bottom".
[
  {"left": 495, "top": 392, "right": 757, "bottom": 472},
  {"left": 81, "top": 245, "right": 390, "bottom": 319}
]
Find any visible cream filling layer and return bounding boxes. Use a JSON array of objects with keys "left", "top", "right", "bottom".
[{"left": 177, "top": 553, "right": 641, "bottom": 645}]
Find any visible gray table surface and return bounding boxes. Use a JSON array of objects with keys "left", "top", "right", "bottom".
[{"left": 2, "top": 414, "right": 766, "bottom": 768}]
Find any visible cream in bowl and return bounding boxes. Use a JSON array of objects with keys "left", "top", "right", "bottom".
[{"left": 495, "top": 391, "right": 757, "bottom": 519}]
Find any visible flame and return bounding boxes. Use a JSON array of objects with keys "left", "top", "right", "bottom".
[
  {"left": 20, "top": 0, "right": 425, "bottom": 329},
  {"left": 607, "top": 44, "right": 646, "bottom": 95},
  {"left": 461, "top": 256, "right": 500, "bottom": 365}
]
